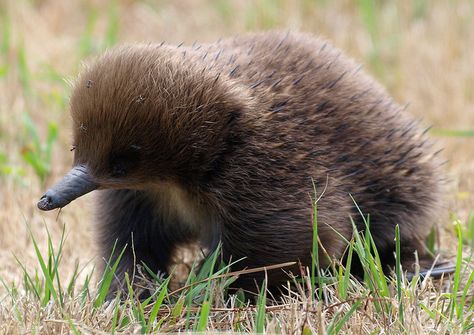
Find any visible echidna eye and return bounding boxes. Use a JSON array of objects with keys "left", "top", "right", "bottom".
[
  {"left": 109, "top": 147, "right": 141, "bottom": 178},
  {"left": 111, "top": 161, "right": 127, "bottom": 177},
  {"left": 70, "top": 145, "right": 76, "bottom": 152}
]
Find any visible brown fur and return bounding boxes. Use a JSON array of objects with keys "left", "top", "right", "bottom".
[{"left": 66, "top": 31, "right": 444, "bottom": 294}]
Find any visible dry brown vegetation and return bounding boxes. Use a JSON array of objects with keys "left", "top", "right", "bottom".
[{"left": 0, "top": 0, "right": 473, "bottom": 334}]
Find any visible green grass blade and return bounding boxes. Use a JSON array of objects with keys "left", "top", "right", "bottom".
[
  {"left": 29, "top": 227, "right": 59, "bottom": 306},
  {"left": 358, "top": 0, "right": 378, "bottom": 41},
  {"left": 425, "top": 227, "right": 436, "bottom": 255},
  {"left": 395, "top": 224, "right": 404, "bottom": 325},
  {"left": 196, "top": 300, "right": 211, "bottom": 332},
  {"left": 124, "top": 274, "right": 147, "bottom": 330},
  {"left": 171, "top": 296, "right": 185, "bottom": 323},
  {"left": 339, "top": 240, "right": 354, "bottom": 300},
  {"left": 326, "top": 299, "right": 362, "bottom": 335},
  {"left": 80, "top": 272, "right": 92, "bottom": 306},
  {"left": 45, "top": 223, "right": 66, "bottom": 306},
  {"left": 0, "top": 13, "right": 11, "bottom": 56},
  {"left": 45, "top": 122, "right": 58, "bottom": 161},
  {"left": 79, "top": 8, "right": 99, "bottom": 56},
  {"left": 67, "top": 261, "right": 79, "bottom": 297},
  {"left": 431, "top": 129, "right": 474, "bottom": 137},
  {"left": 255, "top": 280, "right": 267, "bottom": 333},
  {"left": 460, "top": 268, "right": 474, "bottom": 317},
  {"left": 67, "top": 318, "right": 80, "bottom": 335},
  {"left": 145, "top": 278, "right": 170, "bottom": 333},
  {"left": 94, "top": 243, "right": 127, "bottom": 308},
  {"left": 419, "top": 302, "right": 437, "bottom": 319},
  {"left": 13, "top": 255, "right": 41, "bottom": 300},
  {"left": 22, "top": 113, "right": 40, "bottom": 149},
  {"left": 311, "top": 179, "right": 322, "bottom": 300},
  {"left": 110, "top": 292, "right": 122, "bottom": 335},
  {"left": 104, "top": 0, "right": 119, "bottom": 48},
  {"left": 17, "top": 43, "right": 31, "bottom": 95},
  {"left": 450, "top": 220, "right": 463, "bottom": 319},
  {"left": 465, "top": 210, "right": 474, "bottom": 246}
]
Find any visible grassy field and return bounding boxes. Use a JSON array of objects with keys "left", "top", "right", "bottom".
[{"left": 0, "top": 0, "right": 473, "bottom": 333}]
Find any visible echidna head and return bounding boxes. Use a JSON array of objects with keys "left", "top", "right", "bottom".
[{"left": 38, "top": 44, "right": 248, "bottom": 211}]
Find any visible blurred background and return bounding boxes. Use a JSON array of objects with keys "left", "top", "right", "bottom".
[{"left": 0, "top": 0, "right": 473, "bottom": 286}]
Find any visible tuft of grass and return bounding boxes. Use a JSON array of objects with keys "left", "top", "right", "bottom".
[
  {"left": 194, "top": 245, "right": 220, "bottom": 332},
  {"left": 2, "top": 209, "right": 473, "bottom": 333},
  {"left": 12, "top": 223, "right": 67, "bottom": 308},
  {"left": 93, "top": 242, "right": 127, "bottom": 308},
  {"left": 2, "top": 185, "right": 472, "bottom": 334},
  {"left": 350, "top": 199, "right": 390, "bottom": 303}
]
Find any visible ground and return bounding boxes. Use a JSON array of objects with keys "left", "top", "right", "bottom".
[{"left": 0, "top": 0, "right": 473, "bottom": 334}]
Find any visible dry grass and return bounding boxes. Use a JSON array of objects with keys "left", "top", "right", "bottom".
[{"left": 0, "top": 0, "right": 473, "bottom": 333}]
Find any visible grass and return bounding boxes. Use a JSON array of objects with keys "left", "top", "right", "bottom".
[
  {"left": 2, "top": 211, "right": 473, "bottom": 333},
  {"left": 21, "top": 113, "right": 58, "bottom": 185},
  {"left": 0, "top": 0, "right": 473, "bottom": 334},
  {"left": 0, "top": 11, "right": 11, "bottom": 78},
  {"left": 431, "top": 129, "right": 474, "bottom": 138}
]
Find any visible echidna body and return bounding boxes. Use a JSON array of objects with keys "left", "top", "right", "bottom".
[{"left": 38, "top": 32, "right": 445, "bottom": 294}]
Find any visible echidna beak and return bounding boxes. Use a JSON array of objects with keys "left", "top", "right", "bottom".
[{"left": 37, "top": 165, "right": 98, "bottom": 211}]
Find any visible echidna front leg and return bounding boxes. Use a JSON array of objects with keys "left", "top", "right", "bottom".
[{"left": 96, "top": 189, "right": 177, "bottom": 298}]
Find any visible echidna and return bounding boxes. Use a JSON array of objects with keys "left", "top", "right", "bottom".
[{"left": 38, "top": 31, "right": 448, "bottom": 295}]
